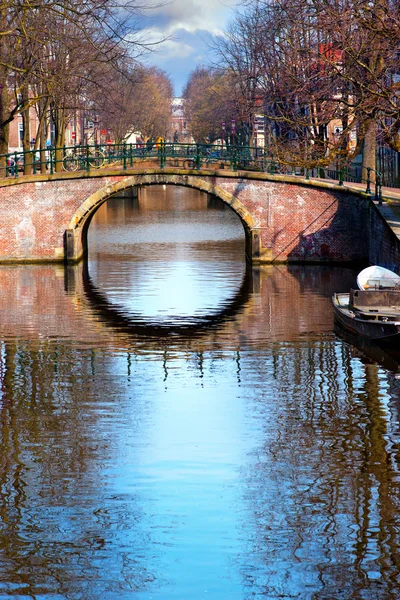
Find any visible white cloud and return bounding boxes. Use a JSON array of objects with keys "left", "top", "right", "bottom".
[
  {"left": 144, "top": 0, "right": 238, "bottom": 35},
  {"left": 135, "top": 0, "right": 239, "bottom": 94},
  {"left": 143, "top": 31, "right": 196, "bottom": 61}
]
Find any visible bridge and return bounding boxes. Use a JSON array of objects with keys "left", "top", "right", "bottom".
[{"left": 0, "top": 160, "right": 398, "bottom": 266}]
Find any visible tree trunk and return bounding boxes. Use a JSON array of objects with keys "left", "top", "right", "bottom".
[
  {"left": 21, "top": 88, "right": 32, "bottom": 175},
  {"left": 34, "top": 96, "right": 50, "bottom": 174},
  {"left": 39, "top": 121, "right": 47, "bottom": 174},
  {"left": 362, "top": 120, "right": 376, "bottom": 185},
  {"left": 0, "top": 81, "right": 10, "bottom": 175},
  {"left": 54, "top": 109, "right": 66, "bottom": 173}
]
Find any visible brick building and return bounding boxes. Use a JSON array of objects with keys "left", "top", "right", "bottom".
[{"left": 169, "top": 98, "right": 193, "bottom": 143}]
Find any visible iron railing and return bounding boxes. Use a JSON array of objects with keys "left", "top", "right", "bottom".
[{"left": 0, "top": 142, "right": 385, "bottom": 200}]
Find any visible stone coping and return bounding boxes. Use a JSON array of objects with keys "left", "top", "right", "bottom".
[{"left": 0, "top": 166, "right": 376, "bottom": 196}]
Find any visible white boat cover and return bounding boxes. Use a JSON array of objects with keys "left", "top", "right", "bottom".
[{"left": 357, "top": 265, "right": 400, "bottom": 290}]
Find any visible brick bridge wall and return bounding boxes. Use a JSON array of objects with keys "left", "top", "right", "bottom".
[{"left": 0, "top": 169, "right": 395, "bottom": 264}]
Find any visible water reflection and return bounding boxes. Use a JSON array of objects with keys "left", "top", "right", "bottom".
[
  {"left": 335, "top": 323, "right": 400, "bottom": 373},
  {"left": 87, "top": 185, "right": 247, "bottom": 327},
  {"left": 81, "top": 259, "right": 253, "bottom": 338},
  {"left": 0, "top": 186, "right": 400, "bottom": 598}
]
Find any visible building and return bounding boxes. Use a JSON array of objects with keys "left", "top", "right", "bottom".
[{"left": 169, "top": 98, "right": 193, "bottom": 143}]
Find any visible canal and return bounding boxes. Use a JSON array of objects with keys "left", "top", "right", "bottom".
[{"left": 0, "top": 185, "right": 400, "bottom": 599}]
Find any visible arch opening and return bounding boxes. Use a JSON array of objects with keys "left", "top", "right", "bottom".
[
  {"left": 65, "top": 174, "right": 261, "bottom": 263},
  {"left": 84, "top": 184, "right": 248, "bottom": 329}
]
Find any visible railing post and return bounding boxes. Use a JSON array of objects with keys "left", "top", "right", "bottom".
[
  {"left": 365, "top": 167, "right": 372, "bottom": 194},
  {"left": 32, "top": 148, "right": 38, "bottom": 174},
  {"left": 375, "top": 173, "right": 382, "bottom": 205},
  {"left": 49, "top": 148, "right": 54, "bottom": 174},
  {"left": 230, "top": 146, "right": 237, "bottom": 171},
  {"left": 14, "top": 151, "right": 18, "bottom": 178},
  {"left": 85, "top": 145, "right": 90, "bottom": 172},
  {"left": 338, "top": 169, "right": 343, "bottom": 185},
  {"left": 195, "top": 143, "right": 200, "bottom": 169},
  {"left": 157, "top": 141, "right": 162, "bottom": 168},
  {"left": 123, "top": 143, "right": 127, "bottom": 170}
]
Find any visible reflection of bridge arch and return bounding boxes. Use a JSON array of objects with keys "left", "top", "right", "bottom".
[
  {"left": 80, "top": 260, "right": 254, "bottom": 341},
  {"left": 66, "top": 174, "right": 259, "bottom": 263}
]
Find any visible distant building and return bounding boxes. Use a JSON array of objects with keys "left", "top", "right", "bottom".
[
  {"left": 253, "top": 114, "right": 265, "bottom": 149},
  {"left": 169, "top": 98, "right": 193, "bottom": 143},
  {"left": 8, "top": 107, "right": 40, "bottom": 153}
]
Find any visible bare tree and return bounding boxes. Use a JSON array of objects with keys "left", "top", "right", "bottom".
[
  {"left": 94, "top": 65, "right": 173, "bottom": 143},
  {"left": 0, "top": 0, "right": 163, "bottom": 170},
  {"left": 215, "top": 0, "right": 400, "bottom": 176},
  {"left": 183, "top": 66, "right": 239, "bottom": 143}
]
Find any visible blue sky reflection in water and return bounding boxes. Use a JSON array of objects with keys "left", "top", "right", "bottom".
[
  {"left": 0, "top": 186, "right": 400, "bottom": 598},
  {"left": 87, "top": 185, "right": 247, "bottom": 327}
]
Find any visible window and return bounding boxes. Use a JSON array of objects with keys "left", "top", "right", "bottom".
[
  {"left": 18, "top": 123, "right": 23, "bottom": 147},
  {"left": 50, "top": 122, "right": 55, "bottom": 145}
]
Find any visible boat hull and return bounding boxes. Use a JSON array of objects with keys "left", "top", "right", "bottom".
[
  {"left": 357, "top": 265, "right": 400, "bottom": 290},
  {"left": 332, "top": 293, "right": 400, "bottom": 342}
]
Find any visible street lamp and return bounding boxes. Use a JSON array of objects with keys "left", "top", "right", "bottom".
[
  {"left": 231, "top": 119, "right": 236, "bottom": 146},
  {"left": 222, "top": 122, "right": 225, "bottom": 148}
]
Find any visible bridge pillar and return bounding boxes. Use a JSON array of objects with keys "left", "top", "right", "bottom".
[
  {"left": 65, "top": 228, "right": 85, "bottom": 263},
  {"left": 247, "top": 228, "right": 273, "bottom": 263},
  {"left": 249, "top": 228, "right": 261, "bottom": 262}
]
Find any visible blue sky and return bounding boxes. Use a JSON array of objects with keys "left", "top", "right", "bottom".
[{"left": 138, "top": 0, "right": 239, "bottom": 96}]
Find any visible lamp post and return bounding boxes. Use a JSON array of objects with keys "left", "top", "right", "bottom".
[
  {"left": 222, "top": 122, "right": 225, "bottom": 149},
  {"left": 334, "top": 126, "right": 342, "bottom": 178},
  {"left": 231, "top": 119, "right": 236, "bottom": 147},
  {"left": 254, "top": 123, "right": 258, "bottom": 154}
]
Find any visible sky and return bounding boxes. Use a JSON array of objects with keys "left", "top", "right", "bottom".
[{"left": 138, "top": 0, "right": 239, "bottom": 96}]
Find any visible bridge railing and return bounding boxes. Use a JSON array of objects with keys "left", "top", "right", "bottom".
[{"left": 0, "top": 142, "right": 383, "bottom": 199}]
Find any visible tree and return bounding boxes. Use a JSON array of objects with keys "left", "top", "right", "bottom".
[
  {"left": 0, "top": 0, "right": 161, "bottom": 170},
  {"left": 215, "top": 0, "right": 400, "bottom": 175},
  {"left": 183, "top": 66, "right": 238, "bottom": 143},
  {"left": 129, "top": 67, "right": 173, "bottom": 142},
  {"left": 94, "top": 65, "right": 173, "bottom": 143}
]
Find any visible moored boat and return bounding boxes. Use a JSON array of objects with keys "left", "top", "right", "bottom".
[
  {"left": 357, "top": 265, "right": 400, "bottom": 291},
  {"left": 332, "top": 287, "right": 400, "bottom": 342}
]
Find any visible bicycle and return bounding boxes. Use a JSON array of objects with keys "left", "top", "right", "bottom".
[{"left": 62, "top": 148, "right": 105, "bottom": 171}]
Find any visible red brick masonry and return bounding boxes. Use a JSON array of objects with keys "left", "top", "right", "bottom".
[{"left": 0, "top": 170, "right": 393, "bottom": 264}]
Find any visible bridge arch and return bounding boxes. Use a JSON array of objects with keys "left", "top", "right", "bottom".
[{"left": 66, "top": 173, "right": 261, "bottom": 263}]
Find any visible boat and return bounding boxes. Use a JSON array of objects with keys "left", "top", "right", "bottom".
[
  {"left": 356, "top": 265, "right": 400, "bottom": 290},
  {"left": 333, "top": 266, "right": 400, "bottom": 342}
]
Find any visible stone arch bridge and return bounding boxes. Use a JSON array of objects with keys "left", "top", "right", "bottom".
[{"left": 0, "top": 168, "right": 397, "bottom": 265}]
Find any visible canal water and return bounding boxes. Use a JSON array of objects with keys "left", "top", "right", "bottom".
[{"left": 1, "top": 185, "right": 400, "bottom": 599}]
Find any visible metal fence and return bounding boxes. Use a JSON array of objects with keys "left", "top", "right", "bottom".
[{"left": 0, "top": 142, "right": 384, "bottom": 201}]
